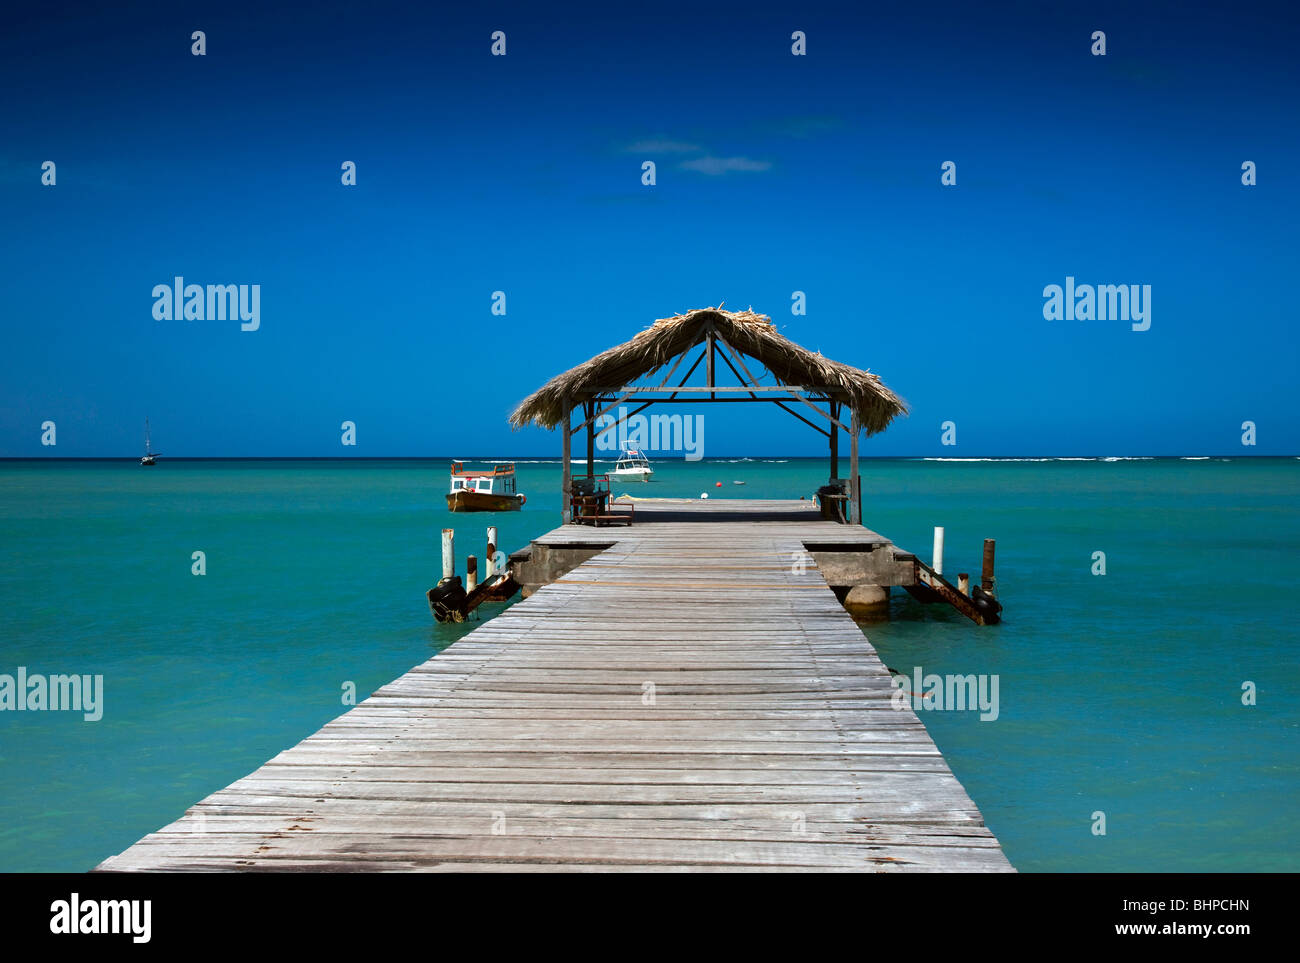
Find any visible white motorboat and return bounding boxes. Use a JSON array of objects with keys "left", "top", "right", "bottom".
[{"left": 609, "top": 449, "right": 652, "bottom": 481}]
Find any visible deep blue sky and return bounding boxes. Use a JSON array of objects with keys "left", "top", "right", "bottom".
[{"left": 2, "top": 0, "right": 1296, "bottom": 456}]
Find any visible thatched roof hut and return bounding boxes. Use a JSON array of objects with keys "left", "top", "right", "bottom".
[{"left": 509, "top": 306, "right": 907, "bottom": 434}]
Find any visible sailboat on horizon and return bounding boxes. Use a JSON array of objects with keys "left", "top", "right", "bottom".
[{"left": 140, "top": 418, "right": 158, "bottom": 466}]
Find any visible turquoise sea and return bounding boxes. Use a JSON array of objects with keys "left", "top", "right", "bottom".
[{"left": 0, "top": 457, "right": 1296, "bottom": 872}]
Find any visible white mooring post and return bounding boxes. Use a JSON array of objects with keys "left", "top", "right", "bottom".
[
  {"left": 442, "top": 528, "right": 454, "bottom": 581},
  {"left": 933, "top": 526, "right": 945, "bottom": 575},
  {"left": 487, "top": 526, "right": 498, "bottom": 576},
  {"left": 466, "top": 555, "right": 478, "bottom": 593}
]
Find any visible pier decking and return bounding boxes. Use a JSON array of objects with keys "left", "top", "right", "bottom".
[{"left": 99, "top": 499, "right": 1012, "bottom": 872}]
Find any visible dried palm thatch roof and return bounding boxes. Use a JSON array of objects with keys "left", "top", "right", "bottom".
[{"left": 509, "top": 306, "right": 907, "bottom": 435}]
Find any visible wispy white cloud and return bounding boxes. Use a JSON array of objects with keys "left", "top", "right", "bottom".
[
  {"left": 618, "top": 135, "right": 773, "bottom": 175},
  {"left": 679, "top": 155, "right": 772, "bottom": 176}
]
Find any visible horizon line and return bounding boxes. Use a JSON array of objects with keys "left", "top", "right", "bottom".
[{"left": 2, "top": 454, "right": 1295, "bottom": 462}]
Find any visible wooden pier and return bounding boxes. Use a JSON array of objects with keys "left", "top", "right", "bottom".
[{"left": 99, "top": 499, "right": 1012, "bottom": 872}]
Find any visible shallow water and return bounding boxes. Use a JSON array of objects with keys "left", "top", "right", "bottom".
[{"left": 0, "top": 457, "right": 1295, "bottom": 871}]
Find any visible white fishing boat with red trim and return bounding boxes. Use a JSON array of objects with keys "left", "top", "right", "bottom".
[{"left": 446, "top": 461, "right": 525, "bottom": 512}]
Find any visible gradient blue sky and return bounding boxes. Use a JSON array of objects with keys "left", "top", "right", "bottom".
[{"left": 2, "top": 0, "right": 1296, "bottom": 456}]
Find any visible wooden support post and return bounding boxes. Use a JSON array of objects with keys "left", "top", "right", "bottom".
[
  {"left": 706, "top": 329, "right": 715, "bottom": 399},
  {"left": 829, "top": 401, "right": 839, "bottom": 479},
  {"left": 584, "top": 400, "right": 594, "bottom": 478},
  {"left": 849, "top": 409, "right": 860, "bottom": 525},
  {"left": 933, "top": 526, "right": 945, "bottom": 575},
  {"left": 486, "top": 526, "right": 498, "bottom": 576},
  {"left": 981, "top": 539, "right": 997, "bottom": 595},
  {"left": 958, "top": 573, "right": 970, "bottom": 595},
  {"left": 466, "top": 555, "right": 478, "bottom": 593},
  {"left": 441, "top": 529, "right": 454, "bottom": 581},
  {"left": 561, "top": 397, "right": 571, "bottom": 524}
]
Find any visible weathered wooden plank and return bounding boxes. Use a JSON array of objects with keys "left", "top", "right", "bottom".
[
  {"left": 101, "top": 833, "right": 1014, "bottom": 871},
  {"left": 145, "top": 815, "right": 1004, "bottom": 848},
  {"left": 186, "top": 793, "right": 992, "bottom": 824}
]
